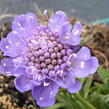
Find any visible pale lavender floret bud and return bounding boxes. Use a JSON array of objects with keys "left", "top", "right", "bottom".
[
  {"left": 41, "top": 63, "right": 46, "bottom": 68},
  {"left": 67, "top": 49, "right": 73, "bottom": 56},
  {"left": 53, "top": 41, "right": 57, "bottom": 46},
  {"left": 56, "top": 38, "right": 60, "bottom": 42},
  {"left": 61, "top": 49, "right": 66, "bottom": 55},
  {"left": 63, "top": 56, "right": 68, "bottom": 62},
  {"left": 47, "top": 64, "right": 53, "bottom": 70},
  {"left": 44, "top": 52, "right": 50, "bottom": 58},
  {"left": 35, "top": 64, "right": 41, "bottom": 69},
  {"left": 56, "top": 53, "right": 62, "bottom": 58},
  {"left": 50, "top": 36, "right": 55, "bottom": 41},
  {"left": 39, "top": 56, "right": 45, "bottom": 62},
  {"left": 60, "top": 63, "right": 67, "bottom": 70},
  {"left": 52, "top": 59, "right": 57, "bottom": 65},
  {"left": 54, "top": 65, "right": 60, "bottom": 71},
  {"left": 38, "top": 49, "right": 44, "bottom": 55},
  {"left": 58, "top": 59, "right": 63, "bottom": 65},
  {"left": 49, "top": 71, "right": 56, "bottom": 77},
  {"left": 45, "top": 59, "right": 51, "bottom": 64},
  {"left": 51, "top": 53, "right": 56, "bottom": 59},
  {"left": 35, "top": 58, "right": 40, "bottom": 64},
  {"left": 34, "top": 51, "right": 40, "bottom": 57},
  {"left": 54, "top": 47, "right": 59, "bottom": 52},
  {"left": 27, "top": 62, "right": 34, "bottom": 66},
  {"left": 49, "top": 48, "right": 54, "bottom": 54},
  {"left": 57, "top": 44, "right": 63, "bottom": 50},
  {"left": 48, "top": 31, "right": 53, "bottom": 36},
  {"left": 48, "top": 42, "right": 54, "bottom": 48},
  {"left": 30, "top": 56, "right": 35, "bottom": 61},
  {"left": 42, "top": 69, "right": 48, "bottom": 74},
  {"left": 63, "top": 45, "right": 70, "bottom": 49}
]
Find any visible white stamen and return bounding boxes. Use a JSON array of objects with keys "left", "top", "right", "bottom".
[
  {"left": 44, "top": 10, "right": 48, "bottom": 15},
  {"left": 57, "top": 70, "right": 63, "bottom": 76},
  {"left": 73, "top": 54, "right": 77, "bottom": 58},
  {"left": 28, "top": 16, "right": 34, "bottom": 20},
  {"left": 5, "top": 71, "right": 11, "bottom": 76},
  {"left": 37, "top": 74, "right": 42, "bottom": 81},
  {"left": 8, "top": 40, "right": 12, "bottom": 44},
  {"left": 74, "top": 30, "right": 79, "bottom": 36},
  {"left": 67, "top": 61, "right": 72, "bottom": 65},
  {"left": 13, "top": 31, "right": 18, "bottom": 34},
  {"left": 31, "top": 40, "right": 37, "bottom": 44},
  {"left": 80, "top": 61, "right": 85, "bottom": 68},
  {"left": 13, "top": 57, "right": 23, "bottom": 63},
  {"left": 50, "top": 91, "right": 53, "bottom": 96},
  {"left": 16, "top": 42, "right": 21, "bottom": 46},
  {"left": 20, "top": 27, "right": 25, "bottom": 30},
  {"left": 17, "top": 22, "right": 21, "bottom": 27},
  {"left": 43, "top": 82, "right": 50, "bottom": 87},
  {"left": 3, "top": 63, "right": 6, "bottom": 66},
  {"left": 50, "top": 19, "right": 54, "bottom": 22},
  {"left": 39, "top": 97, "right": 43, "bottom": 100},
  {"left": 14, "top": 74, "right": 19, "bottom": 77},
  {"left": 55, "top": 29, "right": 59, "bottom": 32},
  {"left": 65, "top": 35, "right": 70, "bottom": 40},
  {"left": 6, "top": 45, "right": 9, "bottom": 49}
]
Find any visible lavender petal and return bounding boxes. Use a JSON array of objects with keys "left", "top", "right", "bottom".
[
  {"left": 14, "top": 74, "right": 32, "bottom": 92},
  {"left": 48, "top": 11, "right": 68, "bottom": 34},
  {"left": 32, "top": 79, "right": 59, "bottom": 107}
]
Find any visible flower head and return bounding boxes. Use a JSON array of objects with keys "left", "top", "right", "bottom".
[{"left": 0, "top": 11, "right": 99, "bottom": 107}]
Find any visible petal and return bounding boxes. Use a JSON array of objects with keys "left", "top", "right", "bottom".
[
  {"left": 77, "top": 46, "right": 91, "bottom": 61},
  {"left": 68, "top": 56, "right": 99, "bottom": 78},
  {"left": 48, "top": 11, "right": 68, "bottom": 34},
  {"left": 32, "top": 79, "right": 59, "bottom": 107},
  {"left": 70, "top": 22, "right": 82, "bottom": 45},
  {"left": 14, "top": 66, "right": 26, "bottom": 77},
  {"left": 1, "top": 32, "right": 27, "bottom": 57},
  {"left": 37, "top": 97, "right": 55, "bottom": 107},
  {"left": 14, "top": 74, "right": 32, "bottom": 92},
  {"left": 0, "top": 58, "right": 15, "bottom": 76},
  {"left": 85, "top": 57, "right": 99, "bottom": 74},
  {"left": 68, "top": 80, "right": 82, "bottom": 93},
  {"left": 60, "top": 22, "right": 72, "bottom": 35},
  {"left": 60, "top": 22, "right": 72, "bottom": 44},
  {"left": 0, "top": 38, "right": 10, "bottom": 53},
  {"left": 71, "top": 21, "right": 82, "bottom": 36},
  {"left": 55, "top": 70, "right": 75, "bottom": 89},
  {"left": 60, "top": 22, "right": 82, "bottom": 45},
  {"left": 12, "top": 14, "right": 26, "bottom": 31},
  {"left": 23, "top": 13, "right": 38, "bottom": 30},
  {"left": 12, "top": 13, "right": 38, "bottom": 32}
]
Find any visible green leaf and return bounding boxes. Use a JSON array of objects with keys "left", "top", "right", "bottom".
[
  {"left": 45, "top": 103, "right": 65, "bottom": 109},
  {"left": 80, "top": 35, "right": 93, "bottom": 46},
  {"left": 82, "top": 76, "right": 93, "bottom": 99},
  {"left": 97, "top": 67, "right": 109, "bottom": 83},
  {"left": 74, "top": 93, "right": 97, "bottom": 109}
]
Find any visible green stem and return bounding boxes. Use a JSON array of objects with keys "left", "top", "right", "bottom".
[{"left": 74, "top": 93, "right": 97, "bottom": 109}]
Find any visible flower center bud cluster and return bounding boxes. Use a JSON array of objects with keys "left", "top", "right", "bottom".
[{"left": 25, "top": 28, "right": 73, "bottom": 76}]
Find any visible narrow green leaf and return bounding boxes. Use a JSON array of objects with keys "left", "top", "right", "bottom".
[
  {"left": 97, "top": 67, "right": 109, "bottom": 83},
  {"left": 83, "top": 76, "right": 93, "bottom": 98},
  {"left": 45, "top": 103, "right": 65, "bottom": 109}
]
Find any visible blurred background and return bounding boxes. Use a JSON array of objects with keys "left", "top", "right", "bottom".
[{"left": 0, "top": 0, "right": 109, "bottom": 23}]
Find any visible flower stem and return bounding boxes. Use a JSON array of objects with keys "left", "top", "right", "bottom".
[{"left": 74, "top": 93, "right": 97, "bottom": 109}]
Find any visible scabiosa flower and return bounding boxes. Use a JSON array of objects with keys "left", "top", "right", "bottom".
[{"left": 0, "top": 11, "right": 99, "bottom": 107}]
